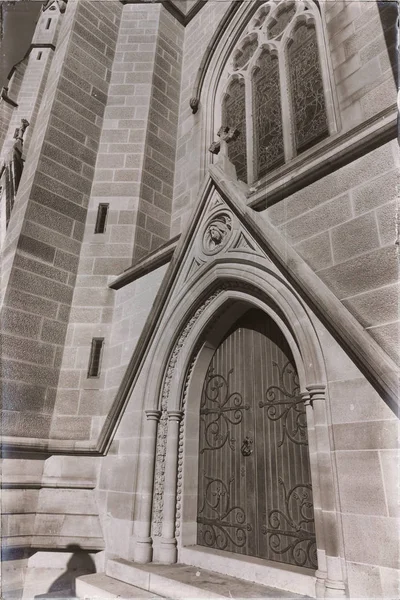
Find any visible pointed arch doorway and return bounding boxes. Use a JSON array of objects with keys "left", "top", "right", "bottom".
[{"left": 196, "top": 308, "right": 317, "bottom": 570}]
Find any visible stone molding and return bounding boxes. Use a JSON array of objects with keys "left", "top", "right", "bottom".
[
  {"left": 120, "top": 0, "right": 205, "bottom": 26},
  {"left": 0, "top": 87, "right": 18, "bottom": 108},
  {"left": 152, "top": 286, "right": 344, "bottom": 592},
  {"left": 189, "top": 1, "right": 259, "bottom": 113},
  {"left": 5, "top": 161, "right": 398, "bottom": 454},
  {"left": 110, "top": 235, "right": 180, "bottom": 290},
  {"left": 210, "top": 167, "right": 399, "bottom": 415},
  {"left": 248, "top": 104, "right": 397, "bottom": 210}
]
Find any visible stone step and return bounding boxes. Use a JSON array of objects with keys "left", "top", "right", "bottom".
[
  {"left": 105, "top": 559, "right": 310, "bottom": 599},
  {"left": 76, "top": 573, "right": 162, "bottom": 600}
]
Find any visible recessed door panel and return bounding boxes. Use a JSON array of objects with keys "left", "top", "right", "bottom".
[{"left": 197, "top": 309, "right": 317, "bottom": 569}]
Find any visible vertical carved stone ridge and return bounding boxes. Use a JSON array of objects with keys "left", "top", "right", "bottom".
[
  {"left": 152, "top": 288, "right": 225, "bottom": 537},
  {"left": 158, "top": 410, "right": 184, "bottom": 563},
  {"left": 152, "top": 406, "right": 168, "bottom": 537},
  {"left": 176, "top": 350, "right": 198, "bottom": 538},
  {"left": 306, "top": 384, "right": 346, "bottom": 598}
]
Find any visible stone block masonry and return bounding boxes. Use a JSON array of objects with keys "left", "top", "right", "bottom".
[
  {"left": 50, "top": 3, "right": 184, "bottom": 441},
  {"left": 133, "top": 6, "right": 184, "bottom": 260},
  {"left": 267, "top": 140, "right": 399, "bottom": 363},
  {"left": 1, "top": 1, "right": 122, "bottom": 440}
]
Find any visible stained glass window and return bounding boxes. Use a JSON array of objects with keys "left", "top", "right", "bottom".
[
  {"left": 253, "top": 52, "right": 284, "bottom": 179},
  {"left": 252, "top": 6, "right": 270, "bottom": 30},
  {"left": 233, "top": 36, "right": 258, "bottom": 70},
  {"left": 218, "top": 1, "right": 332, "bottom": 184},
  {"left": 268, "top": 2, "right": 296, "bottom": 38},
  {"left": 288, "top": 23, "right": 329, "bottom": 153},
  {"left": 222, "top": 79, "right": 247, "bottom": 183}
]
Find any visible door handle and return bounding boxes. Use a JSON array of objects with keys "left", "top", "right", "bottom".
[{"left": 241, "top": 436, "right": 253, "bottom": 456}]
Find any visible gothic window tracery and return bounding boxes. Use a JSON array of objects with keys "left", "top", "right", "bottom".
[
  {"left": 288, "top": 23, "right": 329, "bottom": 153},
  {"left": 217, "top": 0, "right": 333, "bottom": 184},
  {"left": 252, "top": 50, "right": 284, "bottom": 179}
]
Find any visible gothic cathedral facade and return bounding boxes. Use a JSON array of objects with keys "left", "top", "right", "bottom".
[{"left": 0, "top": 1, "right": 398, "bottom": 599}]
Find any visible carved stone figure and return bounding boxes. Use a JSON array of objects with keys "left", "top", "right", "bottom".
[{"left": 203, "top": 213, "right": 232, "bottom": 254}]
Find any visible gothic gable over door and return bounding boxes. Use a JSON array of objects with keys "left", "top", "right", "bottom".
[{"left": 197, "top": 308, "right": 317, "bottom": 569}]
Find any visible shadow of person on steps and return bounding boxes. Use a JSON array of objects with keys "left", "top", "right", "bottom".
[{"left": 34, "top": 545, "right": 96, "bottom": 600}]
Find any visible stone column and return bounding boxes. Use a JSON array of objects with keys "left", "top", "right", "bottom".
[
  {"left": 307, "top": 385, "right": 347, "bottom": 599},
  {"left": 132, "top": 409, "right": 161, "bottom": 564},
  {"left": 302, "top": 392, "right": 328, "bottom": 599},
  {"left": 157, "top": 410, "right": 183, "bottom": 564}
]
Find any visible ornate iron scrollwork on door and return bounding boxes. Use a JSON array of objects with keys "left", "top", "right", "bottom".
[
  {"left": 259, "top": 360, "right": 308, "bottom": 446},
  {"left": 197, "top": 474, "right": 252, "bottom": 550},
  {"left": 200, "top": 366, "right": 250, "bottom": 453},
  {"left": 262, "top": 477, "right": 317, "bottom": 569},
  {"left": 197, "top": 309, "right": 316, "bottom": 569}
]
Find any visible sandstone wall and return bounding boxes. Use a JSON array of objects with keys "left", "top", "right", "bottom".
[
  {"left": 265, "top": 139, "right": 399, "bottom": 363},
  {"left": 1, "top": 0, "right": 122, "bottom": 440},
  {"left": 50, "top": 1, "right": 183, "bottom": 441}
]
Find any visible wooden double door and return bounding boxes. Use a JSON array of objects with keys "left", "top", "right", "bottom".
[{"left": 197, "top": 309, "right": 317, "bottom": 569}]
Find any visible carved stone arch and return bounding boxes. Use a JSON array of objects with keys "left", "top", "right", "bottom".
[
  {"left": 132, "top": 258, "right": 347, "bottom": 596},
  {"left": 249, "top": 2, "right": 274, "bottom": 31},
  {"left": 281, "top": 10, "right": 317, "bottom": 45},
  {"left": 219, "top": 72, "right": 245, "bottom": 102},
  {"left": 249, "top": 41, "right": 279, "bottom": 75},
  {"left": 142, "top": 263, "right": 330, "bottom": 416},
  {"left": 232, "top": 32, "right": 259, "bottom": 71},
  {"left": 266, "top": 0, "right": 299, "bottom": 39}
]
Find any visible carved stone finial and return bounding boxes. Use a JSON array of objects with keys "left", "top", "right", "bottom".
[
  {"left": 189, "top": 97, "right": 199, "bottom": 114},
  {"left": 208, "top": 125, "right": 240, "bottom": 155},
  {"left": 209, "top": 141, "right": 220, "bottom": 155},
  {"left": 217, "top": 125, "right": 240, "bottom": 143}
]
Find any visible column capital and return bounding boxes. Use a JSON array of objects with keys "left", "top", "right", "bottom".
[
  {"left": 145, "top": 409, "right": 162, "bottom": 422},
  {"left": 306, "top": 384, "right": 326, "bottom": 405},
  {"left": 300, "top": 391, "right": 312, "bottom": 406},
  {"left": 167, "top": 410, "right": 183, "bottom": 422}
]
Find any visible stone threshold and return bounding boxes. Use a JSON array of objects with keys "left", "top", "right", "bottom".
[
  {"left": 75, "top": 558, "right": 313, "bottom": 599},
  {"left": 76, "top": 572, "right": 160, "bottom": 600}
]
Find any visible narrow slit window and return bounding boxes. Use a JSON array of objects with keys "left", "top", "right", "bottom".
[
  {"left": 45, "top": 18, "right": 52, "bottom": 30},
  {"left": 37, "top": 51, "right": 42, "bottom": 61},
  {"left": 95, "top": 203, "right": 109, "bottom": 233},
  {"left": 87, "top": 338, "right": 104, "bottom": 378}
]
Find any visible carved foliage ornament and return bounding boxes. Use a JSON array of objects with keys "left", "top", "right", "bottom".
[{"left": 152, "top": 281, "right": 274, "bottom": 537}]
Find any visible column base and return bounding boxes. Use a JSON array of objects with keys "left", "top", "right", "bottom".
[
  {"left": 315, "top": 570, "right": 327, "bottom": 599},
  {"left": 133, "top": 537, "right": 153, "bottom": 564},
  {"left": 324, "top": 579, "right": 347, "bottom": 598},
  {"left": 155, "top": 537, "right": 177, "bottom": 564}
]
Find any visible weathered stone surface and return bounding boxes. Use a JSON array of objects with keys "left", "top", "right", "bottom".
[
  {"left": 330, "top": 212, "right": 380, "bottom": 264},
  {"left": 335, "top": 451, "right": 388, "bottom": 515},
  {"left": 317, "top": 246, "right": 398, "bottom": 299},
  {"left": 341, "top": 514, "right": 399, "bottom": 569}
]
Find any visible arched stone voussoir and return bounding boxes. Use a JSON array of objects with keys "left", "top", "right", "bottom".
[{"left": 142, "top": 258, "right": 328, "bottom": 416}]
